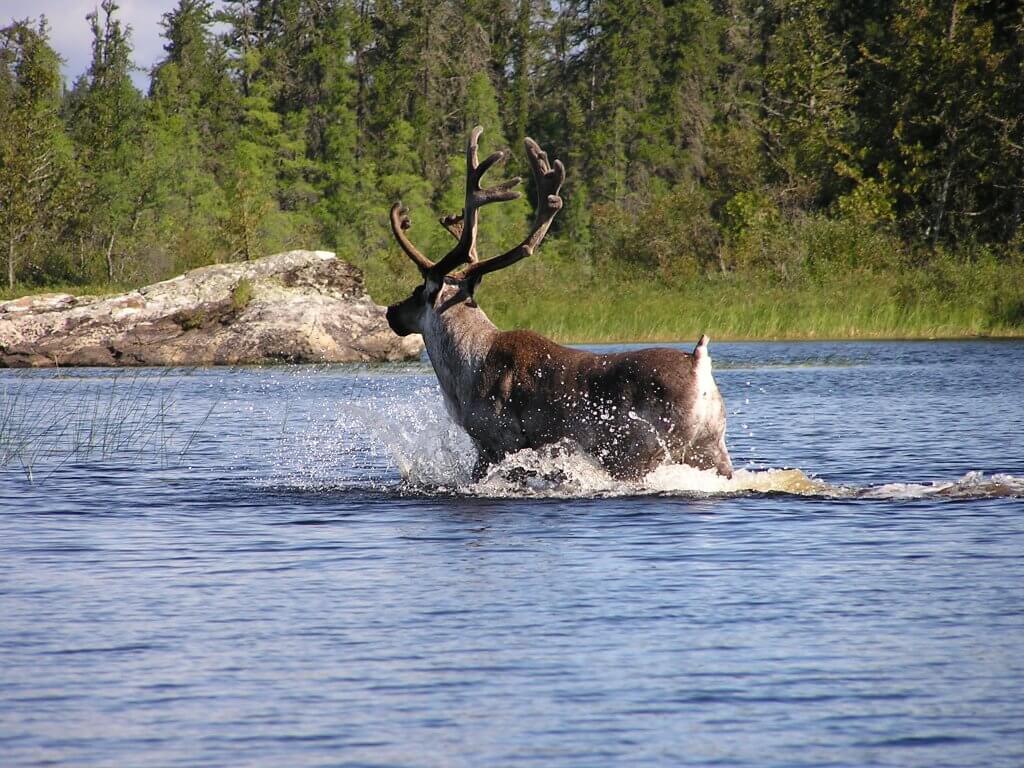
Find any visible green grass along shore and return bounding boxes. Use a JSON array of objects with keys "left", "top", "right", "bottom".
[
  {"left": 366, "top": 253, "right": 1024, "bottom": 343},
  {"left": 479, "top": 276, "right": 1024, "bottom": 342},
  {"left": 4, "top": 254, "right": 1023, "bottom": 344}
]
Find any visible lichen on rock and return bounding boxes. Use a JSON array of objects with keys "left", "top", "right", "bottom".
[{"left": 0, "top": 251, "right": 423, "bottom": 367}]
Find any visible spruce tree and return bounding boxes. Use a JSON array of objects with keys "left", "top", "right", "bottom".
[
  {"left": 150, "top": 0, "right": 237, "bottom": 269},
  {"left": 306, "top": 1, "right": 364, "bottom": 254},
  {"left": 879, "top": 1, "right": 1024, "bottom": 245},
  {"left": 762, "top": 0, "right": 855, "bottom": 210},
  {"left": 67, "top": 0, "right": 145, "bottom": 281},
  {"left": 0, "top": 18, "right": 72, "bottom": 288}
]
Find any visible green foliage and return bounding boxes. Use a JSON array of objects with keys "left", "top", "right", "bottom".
[
  {"left": 177, "top": 307, "right": 206, "bottom": 330},
  {"left": 0, "top": 18, "right": 73, "bottom": 289},
  {"left": 66, "top": 0, "right": 146, "bottom": 281},
  {"left": 592, "top": 185, "right": 720, "bottom": 281},
  {"left": 762, "top": 0, "right": 856, "bottom": 208},
  {"left": 1, "top": 0, "right": 1022, "bottom": 340},
  {"left": 836, "top": 177, "right": 897, "bottom": 226},
  {"left": 224, "top": 139, "right": 274, "bottom": 260},
  {"left": 858, "top": 1, "right": 1024, "bottom": 244},
  {"left": 147, "top": 0, "right": 234, "bottom": 275},
  {"left": 231, "top": 277, "right": 253, "bottom": 310}
]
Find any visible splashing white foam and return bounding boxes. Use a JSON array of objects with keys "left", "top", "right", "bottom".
[
  {"left": 363, "top": 396, "right": 476, "bottom": 489},
  {"left": 268, "top": 382, "right": 476, "bottom": 491},
  {"left": 329, "top": 386, "right": 832, "bottom": 498},
  {"left": 457, "top": 439, "right": 832, "bottom": 498},
  {"left": 468, "top": 440, "right": 621, "bottom": 497},
  {"left": 274, "top": 381, "right": 1024, "bottom": 501},
  {"left": 857, "top": 470, "right": 1024, "bottom": 500},
  {"left": 645, "top": 464, "right": 831, "bottom": 496}
]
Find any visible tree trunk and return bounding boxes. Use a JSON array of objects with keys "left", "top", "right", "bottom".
[
  {"left": 106, "top": 232, "right": 116, "bottom": 281},
  {"left": 931, "top": 156, "right": 955, "bottom": 248},
  {"left": 7, "top": 237, "right": 14, "bottom": 290},
  {"left": 355, "top": 0, "right": 369, "bottom": 156},
  {"left": 512, "top": 0, "right": 531, "bottom": 150}
]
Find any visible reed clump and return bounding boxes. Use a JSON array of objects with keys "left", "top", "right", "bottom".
[{"left": 0, "top": 370, "right": 217, "bottom": 482}]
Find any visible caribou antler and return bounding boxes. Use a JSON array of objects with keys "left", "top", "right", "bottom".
[
  {"left": 438, "top": 212, "right": 465, "bottom": 243},
  {"left": 389, "top": 203, "right": 434, "bottom": 275},
  {"left": 388, "top": 128, "right": 563, "bottom": 282},
  {"left": 459, "top": 138, "right": 565, "bottom": 282},
  {"left": 427, "top": 125, "right": 522, "bottom": 278}
]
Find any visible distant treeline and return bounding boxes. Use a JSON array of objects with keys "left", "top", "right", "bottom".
[{"left": 1, "top": 0, "right": 1022, "bottom": 294}]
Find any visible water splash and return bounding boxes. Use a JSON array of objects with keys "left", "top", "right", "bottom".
[
  {"left": 273, "top": 380, "right": 1023, "bottom": 501},
  {"left": 356, "top": 391, "right": 476, "bottom": 489},
  {"left": 269, "top": 381, "right": 475, "bottom": 492},
  {"left": 455, "top": 449, "right": 1023, "bottom": 500},
  {"left": 453, "top": 439, "right": 830, "bottom": 499},
  {"left": 857, "top": 471, "right": 1024, "bottom": 500},
  {"left": 345, "top": 409, "right": 1024, "bottom": 500},
  {"left": 645, "top": 464, "right": 831, "bottom": 496}
]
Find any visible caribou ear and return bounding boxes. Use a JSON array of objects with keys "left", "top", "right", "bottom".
[{"left": 694, "top": 334, "right": 710, "bottom": 359}]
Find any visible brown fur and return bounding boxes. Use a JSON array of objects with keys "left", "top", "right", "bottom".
[{"left": 468, "top": 331, "right": 731, "bottom": 479}]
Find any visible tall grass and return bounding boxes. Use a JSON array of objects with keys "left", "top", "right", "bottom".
[
  {"left": 479, "top": 268, "right": 1024, "bottom": 341},
  {"left": 0, "top": 370, "right": 217, "bottom": 482},
  {"left": 457, "top": 215, "right": 1024, "bottom": 342}
]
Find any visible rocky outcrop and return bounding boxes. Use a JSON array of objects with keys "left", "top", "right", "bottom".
[{"left": 0, "top": 251, "right": 422, "bottom": 367}]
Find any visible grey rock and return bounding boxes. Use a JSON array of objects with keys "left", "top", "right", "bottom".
[{"left": 0, "top": 250, "right": 423, "bottom": 367}]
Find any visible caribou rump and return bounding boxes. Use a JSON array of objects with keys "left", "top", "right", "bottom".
[{"left": 385, "top": 127, "right": 733, "bottom": 481}]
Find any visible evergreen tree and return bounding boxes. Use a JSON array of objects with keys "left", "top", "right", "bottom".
[
  {"left": 377, "top": 118, "right": 437, "bottom": 258},
  {"left": 224, "top": 139, "right": 273, "bottom": 260},
  {"left": 561, "top": 95, "right": 592, "bottom": 257},
  {"left": 67, "top": 0, "right": 145, "bottom": 280},
  {"left": 881, "top": 0, "right": 1024, "bottom": 244},
  {"left": 762, "top": 0, "right": 856, "bottom": 210},
  {"left": 2, "top": 0, "right": 1023, "bottom": 293},
  {"left": 575, "top": 0, "right": 669, "bottom": 205},
  {"left": 701, "top": 0, "right": 768, "bottom": 201},
  {"left": 150, "top": 0, "right": 238, "bottom": 269},
  {"left": 0, "top": 18, "right": 72, "bottom": 288},
  {"left": 368, "top": 0, "right": 490, "bottom": 187},
  {"left": 305, "top": 1, "right": 364, "bottom": 252},
  {"left": 509, "top": 0, "right": 533, "bottom": 153}
]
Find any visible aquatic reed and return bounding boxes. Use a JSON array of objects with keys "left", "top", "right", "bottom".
[{"left": 0, "top": 369, "right": 217, "bottom": 482}]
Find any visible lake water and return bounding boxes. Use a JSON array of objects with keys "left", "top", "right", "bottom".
[{"left": 1, "top": 340, "right": 1023, "bottom": 767}]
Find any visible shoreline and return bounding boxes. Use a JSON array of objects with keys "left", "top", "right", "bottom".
[
  {"left": 548, "top": 330, "right": 1024, "bottom": 344},
  {"left": 6, "top": 267, "right": 1023, "bottom": 349}
]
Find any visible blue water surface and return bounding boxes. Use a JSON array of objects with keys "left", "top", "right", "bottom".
[{"left": 1, "top": 340, "right": 1023, "bottom": 767}]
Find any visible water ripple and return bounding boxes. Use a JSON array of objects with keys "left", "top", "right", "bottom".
[{"left": 2, "top": 341, "right": 1023, "bottom": 768}]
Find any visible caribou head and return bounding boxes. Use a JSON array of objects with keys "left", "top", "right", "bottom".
[{"left": 386, "top": 126, "right": 733, "bottom": 482}]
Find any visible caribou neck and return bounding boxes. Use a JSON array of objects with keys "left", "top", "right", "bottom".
[{"left": 421, "top": 296, "right": 497, "bottom": 418}]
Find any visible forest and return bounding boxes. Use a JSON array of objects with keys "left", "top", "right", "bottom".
[{"left": 1, "top": 0, "right": 1022, "bottom": 338}]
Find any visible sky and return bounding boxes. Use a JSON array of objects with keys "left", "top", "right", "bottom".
[{"left": 0, "top": 0, "right": 208, "bottom": 91}]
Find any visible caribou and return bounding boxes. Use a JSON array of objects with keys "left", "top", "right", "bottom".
[{"left": 385, "top": 127, "right": 733, "bottom": 481}]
